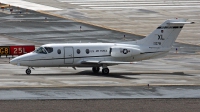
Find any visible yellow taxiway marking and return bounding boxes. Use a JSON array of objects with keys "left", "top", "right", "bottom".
[{"left": 0, "top": 4, "right": 10, "bottom": 8}]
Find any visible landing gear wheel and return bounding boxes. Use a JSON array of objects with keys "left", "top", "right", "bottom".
[
  {"left": 102, "top": 68, "right": 109, "bottom": 75},
  {"left": 26, "top": 69, "right": 31, "bottom": 75},
  {"left": 92, "top": 67, "right": 100, "bottom": 73}
]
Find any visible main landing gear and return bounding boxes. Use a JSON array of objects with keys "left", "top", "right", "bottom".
[
  {"left": 92, "top": 67, "right": 100, "bottom": 73},
  {"left": 102, "top": 68, "right": 109, "bottom": 75},
  {"left": 92, "top": 66, "right": 110, "bottom": 75}
]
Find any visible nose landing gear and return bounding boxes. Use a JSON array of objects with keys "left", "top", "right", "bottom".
[
  {"left": 25, "top": 67, "right": 34, "bottom": 75},
  {"left": 25, "top": 68, "right": 31, "bottom": 75}
]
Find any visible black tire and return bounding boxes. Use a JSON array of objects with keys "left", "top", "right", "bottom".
[
  {"left": 26, "top": 69, "right": 31, "bottom": 75},
  {"left": 102, "top": 68, "right": 109, "bottom": 75},
  {"left": 92, "top": 67, "right": 100, "bottom": 73}
]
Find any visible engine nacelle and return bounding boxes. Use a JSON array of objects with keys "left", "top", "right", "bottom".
[{"left": 111, "top": 47, "right": 140, "bottom": 57}]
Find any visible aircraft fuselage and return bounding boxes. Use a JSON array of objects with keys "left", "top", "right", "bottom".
[{"left": 12, "top": 43, "right": 168, "bottom": 67}]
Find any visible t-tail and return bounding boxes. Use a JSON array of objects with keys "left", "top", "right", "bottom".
[{"left": 127, "top": 18, "right": 194, "bottom": 48}]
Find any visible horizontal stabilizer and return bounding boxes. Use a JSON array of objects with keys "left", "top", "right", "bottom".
[{"left": 167, "top": 21, "right": 195, "bottom": 24}]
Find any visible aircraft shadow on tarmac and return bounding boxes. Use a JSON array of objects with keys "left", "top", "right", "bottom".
[
  {"left": 15, "top": 71, "right": 193, "bottom": 79},
  {"left": 16, "top": 71, "right": 137, "bottom": 79}
]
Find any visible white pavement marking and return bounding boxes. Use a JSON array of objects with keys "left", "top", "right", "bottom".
[
  {"left": 0, "top": 0, "right": 62, "bottom": 11},
  {"left": 61, "top": 81, "right": 119, "bottom": 85},
  {"left": 58, "top": 0, "right": 200, "bottom": 7},
  {"left": 69, "top": 1, "right": 200, "bottom": 4},
  {"left": 89, "top": 6, "right": 200, "bottom": 9}
]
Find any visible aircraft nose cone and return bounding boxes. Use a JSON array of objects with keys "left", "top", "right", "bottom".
[{"left": 10, "top": 58, "right": 18, "bottom": 65}]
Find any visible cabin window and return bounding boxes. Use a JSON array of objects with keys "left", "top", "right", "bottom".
[
  {"left": 57, "top": 49, "right": 61, "bottom": 54},
  {"left": 86, "top": 49, "right": 89, "bottom": 54},
  {"left": 44, "top": 47, "right": 53, "bottom": 53},
  {"left": 35, "top": 47, "right": 47, "bottom": 54},
  {"left": 77, "top": 49, "right": 80, "bottom": 54}
]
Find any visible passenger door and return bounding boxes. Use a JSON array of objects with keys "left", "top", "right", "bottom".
[{"left": 64, "top": 47, "right": 74, "bottom": 64}]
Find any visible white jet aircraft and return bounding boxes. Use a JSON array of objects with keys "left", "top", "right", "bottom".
[{"left": 10, "top": 18, "right": 194, "bottom": 75}]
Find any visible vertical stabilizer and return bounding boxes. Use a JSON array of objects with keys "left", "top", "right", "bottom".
[{"left": 136, "top": 18, "right": 194, "bottom": 48}]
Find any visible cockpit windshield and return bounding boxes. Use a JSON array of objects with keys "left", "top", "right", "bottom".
[
  {"left": 44, "top": 47, "right": 53, "bottom": 53},
  {"left": 35, "top": 47, "right": 47, "bottom": 54}
]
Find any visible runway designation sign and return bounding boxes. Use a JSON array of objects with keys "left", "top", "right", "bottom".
[{"left": 0, "top": 45, "right": 35, "bottom": 55}]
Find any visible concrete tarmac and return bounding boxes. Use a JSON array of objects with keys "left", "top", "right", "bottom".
[
  {"left": 0, "top": 7, "right": 142, "bottom": 44},
  {"left": 1, "top": 86, "right": 200, "bottom": 100},
  {"left": 24, "top": 0, "right": 200, "bottom": 45},
  {"left": 1, "top": 99, "right": 200, "bottom": 112},
  {"left": 0, "top": 0, "right": 200, "bottom": 101}
]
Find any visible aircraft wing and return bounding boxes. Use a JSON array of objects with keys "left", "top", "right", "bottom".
[{"left": 81, "top": 60, "right": 138, "bottom": 64}]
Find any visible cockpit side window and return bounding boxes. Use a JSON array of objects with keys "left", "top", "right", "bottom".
[
  {"left": 44, "top": 47, "right": 53, "bottom": 53},
  {"left": 35, "top": 47, "right": 47, "bottom": 54}
]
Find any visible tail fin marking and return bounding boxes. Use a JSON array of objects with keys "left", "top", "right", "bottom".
[{"left": 135, "top": 18, "right": 194, "bottom": 48}]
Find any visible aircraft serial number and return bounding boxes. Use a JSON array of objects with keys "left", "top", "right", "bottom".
[{"left": 153, "top": 42, "right": 161, "bottom": 45}]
